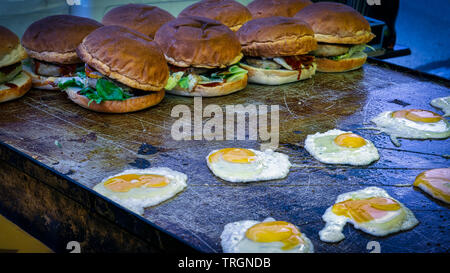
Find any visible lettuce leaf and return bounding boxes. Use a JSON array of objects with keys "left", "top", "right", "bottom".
[
  {"left": 58, "top": 78, "right": 84, "bottom": 90},
  {"left": 165, "top": 71, "right": 184, "bottom": 90},
  {"left": 78, "top": 78, "right": 131, "bottom": 105},
  {"left": 329, "top": 44, "right": 375, "bottom": 61},
  {"left": 165, "top": 64, "right": 248, "bottom": 91}
]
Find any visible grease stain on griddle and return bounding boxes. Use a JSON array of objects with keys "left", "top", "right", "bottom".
[
  {"left": 68, "top": 132, "right": 97, "bottom": 143},
  {"left": 129, "top": 158, "right": 151, "bottom": 169}
]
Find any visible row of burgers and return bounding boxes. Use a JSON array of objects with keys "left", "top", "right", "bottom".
[{"left": 0, "top": 0, "right": 375, "bottom": 113}]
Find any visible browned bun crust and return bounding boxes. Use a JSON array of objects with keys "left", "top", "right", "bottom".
[
  {"left": 0, "top": 26, "right": 19, "bottom": 60},
  {"left": 315, "top": 52, "right": 367, "bottom": 72},
  {"left": 294, "top": 2, "right": 375, "bottom": 44},
  {"left": 168, "top": 74, "right": 248, "bottom": 97},
  {"left": 0, "top": 71, "right": 32, "bottom": 103},
  {"left": 237, "top": 16, "right": 316, "bottom": 57},
  {"left": 178, "top": 0, "right": 252, "bottom": 31},
  {"left": 102, "top": 4, "right": 175, "bottom": 39},
  {"left": 22, "top": 15, "right": 102, "bottom": 64},
  {"left": 66, "top": 87, "right": 165, "bottom": 113},
  {"left": 154, "top": 16, "right": 242, "bottom": 68},
  {"left": 77, "top": 25, "right": 169, "bottom": 91},
  {"left": 248, "top": 0, "right": 312, "bottom": 19}
]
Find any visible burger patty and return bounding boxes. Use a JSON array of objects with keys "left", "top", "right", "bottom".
[
  {"left": 0, "top": 62, "right": 22, "bottom": 84},
  {"left": 243, "top": 55, "right": 315, "bottom": 71},
  {"left": 33, "top": 59, "right": 81, "bottom": 77},
  {"left": 311, "top": 43, "right": 351, "bottom": 57},
  {"left": 245, "top": 58, "right": 282, "bottom": 70},
  {"left": 169, "top": 65, "right": 211, "bottom": 75}
]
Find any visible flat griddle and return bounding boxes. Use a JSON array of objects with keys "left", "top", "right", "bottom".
[{"left": 0, "top": 59, "right": 449, "bottom": 253}]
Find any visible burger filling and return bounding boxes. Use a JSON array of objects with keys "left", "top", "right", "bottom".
[
  {"left": 241, "top": 55, "right": 316, "bottom": 79},
  {"left": 164, "top": 64, "right": 248, "bottom": 92},
  {"left": 58, "top": 64, "right": 148, "bottom": 105},
  {"left": 28, "top": 59, "right": 83, "bottom": 77},
  {"left": 312, "top": 43, "right": 374, "bottom": 60},
  {"left": 0, "top": 62, "right": 23, "bottom": 85}
]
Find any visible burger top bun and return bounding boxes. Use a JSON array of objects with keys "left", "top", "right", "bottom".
[
  {"left": 295, "top": 2, "right": 375, "bottom": 44},
  {"left": 237, "top": 16, "right": 317, "bottom": 58},
  {"left": 248, "top": 0, "right": 312, "bottom": 19},
  {"left": 102, "top": 4, "right": 175, "bottom": 39},
  {"left": 0, "top": 26, "right": 27, "bottom": 67},
  {"left": 77, "top": 25, "right": 169, "bottom": 91},
  {"left": 154, "top": 16, "right": 242, "bottom": 68},
  {"left": 178, "top": 0, "right": 252, "bottom": 31},
  {"left": 22, "top": 15, "right": 102, "bottom": 64}
]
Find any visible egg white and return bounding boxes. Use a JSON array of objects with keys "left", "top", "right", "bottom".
[
  {"left": 319, "top": 187, "right": 419, "bottom": 243},
  {"left": 431, "top": 96, "right": 450, "bottom": 117},
  {"left": 220, "top": 217, "right": 314, "bottom": 253},
  {"left": 305, "top": 129, "right": 380, "bottom": 166},
  {"left": 93, "top": 167, "right": 187, "bottom": 215},
  {"left": 206, "top": 149, "right": 291, "bottom": 183},
  {"left": 370, "top": 111, "right": 450, "bottom": 146}
]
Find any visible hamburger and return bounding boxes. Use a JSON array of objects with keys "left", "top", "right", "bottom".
[
  {"left": 21, "top": 15, "right": 102, "bottom": 90},
  {"left": 102, "top": 4, "right": 175, "bottom": 39},
  {"left": 236, "top": 16, "right": 317, "bottom": 85},
  {"left": 59, "top": 25, "right": 168, "bottom": 113},
  {"left": 155, "top": 16, "right": 248, "bottom": 97},
  {"left": 178, "top": 0, "right": 252, "bottom": 31},
  {"left": 295, "top": 2, "right": 375, "bottom": 72},
  {"left": 247, "top": 0, "right": 312, "bottom": 19},
  {"left": 0, "top": 26, "right": 32, "bottom": 103}
]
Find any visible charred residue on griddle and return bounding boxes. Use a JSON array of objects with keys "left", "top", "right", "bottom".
[
  {"left": 388, "top": 99, "right": 411, "bottom": 107},
  {"left": 129, "top": 158, "right": 151, "bottom": 169},
  {"left": 137, "top": 143, "right": 158, "bottom": 155}
]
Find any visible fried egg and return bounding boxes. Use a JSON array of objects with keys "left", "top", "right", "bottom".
[
  {"left": 93, "top": 167, "right": 187, "bottom": 215},
  {"left": 304, "top": 129, "right": 379, "bottom": 165},
  {"left": 431, "top": 96, "right": 450, "bottom": 117},
  {"left": 414, "top": 168, "right": 450, "bottom": 204},
  {"left": 221, "top": 217, "right": 314, "bottom": 253},
  {"left": 206, "top": 148, "right": 291, "bottom": 182},
  {"left": 370, "top": 109, "right": 450, "bottom": 146},
  {"left": 319, "top": 187, "right": 418, "bottom": 243}
]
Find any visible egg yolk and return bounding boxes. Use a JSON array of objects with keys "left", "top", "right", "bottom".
[
  {"left": 209, "top": 148, "right": 256, "bottom": 164},
  {"left": 104, "top": 174, "right": 169, "bottom": 192},
  {"left": 332, "top": 197, "right": 401, "bottom": 223},
  {"left": 414, "top": 168, "right": 450, "bottom": 203},
  {"left": 245, "top": 221, "right": 303, "bottom": 250},
  {"left": 334, "top": 133, "right": 367, "bottom": 148},
  {"left": 392, "top": 109, "right": 442, "bottom": 123}
]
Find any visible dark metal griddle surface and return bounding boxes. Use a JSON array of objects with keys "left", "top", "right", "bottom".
[{"left": 0, "top": 62, "right": 449, "bottom": 253}]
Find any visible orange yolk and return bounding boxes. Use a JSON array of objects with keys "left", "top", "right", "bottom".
[
  {"left": 104, "top": 174, "right": 169, "bottom": 192},
  {"left": 245, "top": 221, "right": 303, "bottom": 250},
  {"left": 414, "top": 168, "right": 450, "bottom": 203},
  {"left": 334, "top": 133, "right": 367, "bottom": 148},
  {"left": 332, "top": 197, "right": 401, "bottom": 223},
  {"left": 392, "top": 109, "right": 442, "bottom": 123},
  {"left": 209, "top": 148, "right": 256, "bottom": 164}
]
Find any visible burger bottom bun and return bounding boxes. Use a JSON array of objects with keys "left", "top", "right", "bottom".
[
  {"left": 239, "top": 62, "right": 316, "bottom": 85},
  {"left": 0, "top": 71, "right": 32, "bottom": 103},
  {"left": 167, "top": 74, "right": 247, "bottom": 97},
  {"left": 316, "top": 52, "right": 367, "bottom": 73},
  {"left": 66, "top": 87, "right": 165, "bottom": 113}
]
